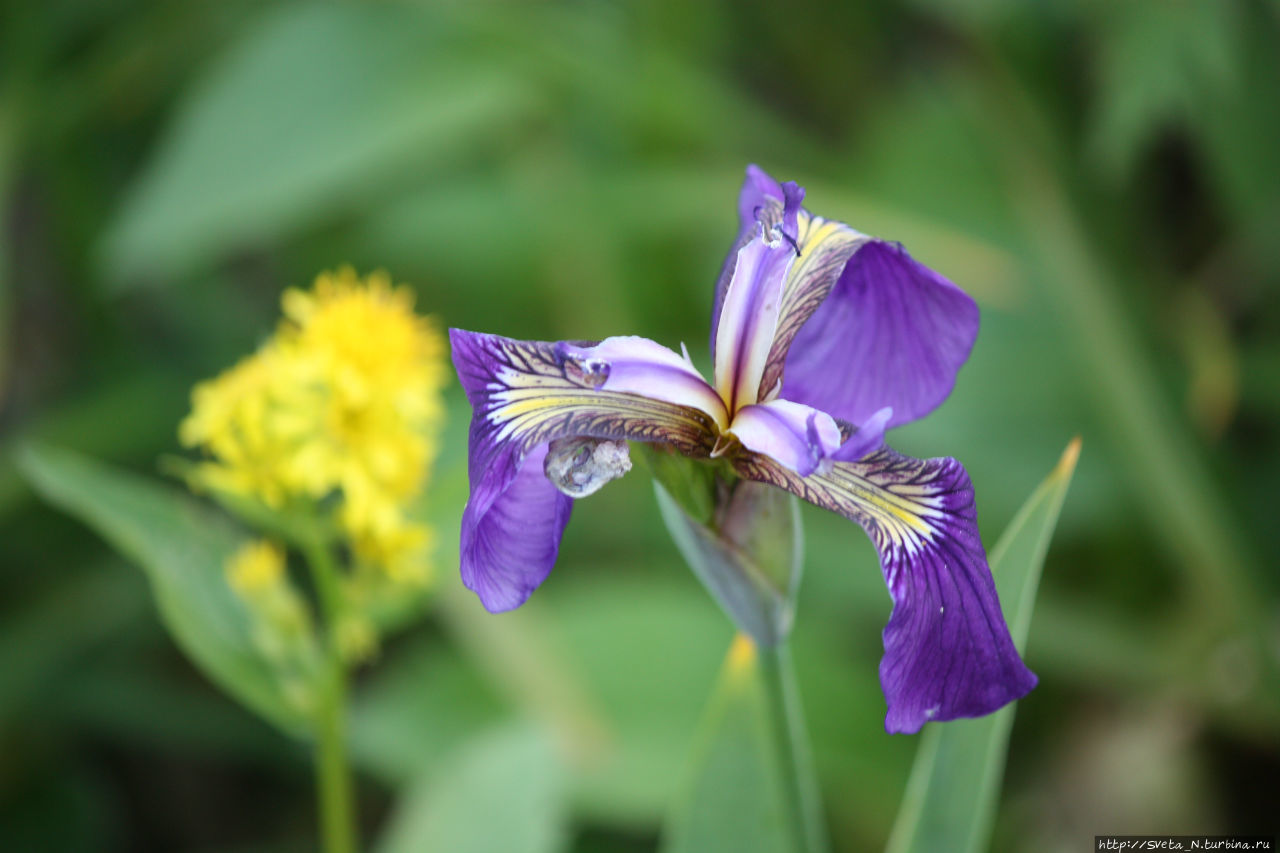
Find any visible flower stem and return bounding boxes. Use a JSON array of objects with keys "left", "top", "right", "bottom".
[
  {"left": 757, "top": 642, "right": 828, "bottom": 853},
  {"left": 303, "top": 538, "right": 357, "bottom": 853}
]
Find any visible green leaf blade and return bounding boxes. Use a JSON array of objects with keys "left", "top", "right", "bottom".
[
  {"left": 661, "top": 638, "right": 796, "bottom": 853},
  {"left": 374, "top": 723, "right": 568, "bottom": 853},
  {"left": 654, "top": 480, "right": 803, "bottom": 647},
  {"left": 885, "top": 438, "right": 1081, "bottom": 853},
  {"left": 100, "top": 3, "right": 537, "bottom": 285},
  {"left": 16, "top": 444, "right": 308, "bottom": 733}
]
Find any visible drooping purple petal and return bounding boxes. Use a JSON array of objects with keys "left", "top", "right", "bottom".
[
  {"left": 451, "top": 328, "right": 724, "bottom": 610},
  {"left": 461, "top": 443, "right": 572, "bottom": 611},
  {"left": 781, "top": 240, "right": 980, "bottom": 430},
  {"left": 713, "top": 231, "right": 796, "bottom": 412},
  {"left": 729, "top": 399, "right": 841, "bottom": 476},
  {"left": 734, "top": 447, "right": 1036, "bottom": 733}
]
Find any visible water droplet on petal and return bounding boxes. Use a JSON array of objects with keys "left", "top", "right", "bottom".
[
  {"left": 558, "top": 348, "right": 611, "bottom": 388},
  {"left": 544, "top": 436, "right": 632, "bottom": 498}
]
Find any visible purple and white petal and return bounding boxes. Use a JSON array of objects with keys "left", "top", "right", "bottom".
[
  {"left": 781, "top": 240, "right": 980, "bottom": 430},
  {"left": 461, "top": 443, "right": 573, "bottom": 612},
  {"left": 711, "top": 167, "right": 806, "bottom": 354},
  {"left": 713, "top": 166, "right": 868, "bottom": 402},
  {"left": 451, "top": 329, "right": 724, "bottom": 610},
  {"left": 452, "top": 329, "right": 722, "bottom": 464},
  {"left": 729, "top": 399, "right": 841, "bottom": 477},
  {"left": 559, "top": 336, "right": 728, "bottom": 429},
  {"left": 756, "top": 207, "right": 868, "bottom": 398},
  {"left": 734, "top": 447, "right": 1036, "bottom": 733},
  {"left": 713, "top": 232, "right": 796, "bottom": 412},
  {"left": 832, "top": 406, "right": 892, "bottom": 462}
]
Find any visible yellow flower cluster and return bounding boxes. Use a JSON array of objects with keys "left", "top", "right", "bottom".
[{"left": 181, "top": 268, "right": 448, "bottom": 582}]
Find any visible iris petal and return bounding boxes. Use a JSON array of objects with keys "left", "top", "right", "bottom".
[
  {"left": 831, "top": 406, "right": 892, "bottom": 462},
  {"left": 711, "top": 166, "right": 868, "bottom": 405},
  {"left": 734, "top": 447, "right": 1036, "bottom": 733},
  {"left": 737, "top": 164, "right": 786, "bottom": 230},
  {"left": 781, "top": 240, "right": 980, "bottom": 430},
  {"left": 757, "top": 208, "right": 868, "bottom": 398},
  {"left": 729, "top": 399, "right": 841, "bottom": 476},
  {"left": 560, "top": 336, "right": 729, "bottom": 429},
  {"left": 461, "top": 443, "right": 572, "bottom": 611},
  {"left": 452, "top": 330, "right": 722, "bottom": 466},
  {"left": 450, "top": 328, "right": 723, "bottom": 610},
  {"left": 710, "top": 168, "right": 806, "bottom": 357},
  {"left": 713, "top": 232, "right": 796, "bottom": 412}
]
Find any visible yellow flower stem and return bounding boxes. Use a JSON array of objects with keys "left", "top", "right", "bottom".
[{"left": 303, "top": 537, "right": 357, "bottom": 853}]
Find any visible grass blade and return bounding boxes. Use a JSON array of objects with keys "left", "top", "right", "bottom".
[{"left": 885, "top": 438, "right": 1081, "bottom": 853}]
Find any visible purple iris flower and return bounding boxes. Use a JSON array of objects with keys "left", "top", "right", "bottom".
[{"left": 449, "top": 165, "right": 1036, "bottom": 734}]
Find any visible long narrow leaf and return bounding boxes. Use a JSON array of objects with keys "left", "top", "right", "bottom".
[
  {"left": 885, "top": 438, "right": 1081, "bottom": 853},
  {"left": 661, "top": 636, "right": 795, "bottom": 853},
  {"left": 16, "top": 444, "right": 308, "bottom": 733}
]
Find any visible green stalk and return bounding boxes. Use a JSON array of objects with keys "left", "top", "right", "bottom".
[
  {"left": 303, "top": 538, "right": 357, "bottom": 853},
  {"left": 757, "top": 642, "right": 828, "bottom": 853}
]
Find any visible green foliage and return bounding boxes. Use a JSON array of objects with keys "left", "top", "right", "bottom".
[
  {"left": 533, "top": 573, "right": 729, "bottom": 825},
  {"left": 661, "top": 642, "right": 795, "bottom": 853},
  {"left": 0, "top": 568, "right": 145, "bottom": 725},
  {"left": 17, "top": 444, "right": 310, "bottom": 734},
  {"left": 1088, "top": 0, "right": 1241, "bottom": 179},
  {"left": 637, "top": 443, "right": 720, "bottom": 525},
  {"left": 654, "top": 479, "right": 803, "bottom": 647},
  {"left": 885, "top": 439, "right": 1080, "bottom": 853},
  {"left": 4, "top": 0, "right": 1280, "bottom": 849},
  {"left": 375, "top": 723, "right": 568, "bottom": 853},
  {"left": 102, "top": 3, "right": 537, "bottom": 285}
]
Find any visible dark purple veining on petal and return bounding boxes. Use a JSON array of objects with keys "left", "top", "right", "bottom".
[
  {"left": 461, "top": 443, "right": 573, "bottom": 612},
  {"left": 450, "top": 328, "right": 719, "bottom": 611},
  {"left": 734, "top": 447, "right": 1036, "bottom": 733}
]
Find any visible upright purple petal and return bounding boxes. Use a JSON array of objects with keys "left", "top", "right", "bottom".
[
  {"left": 737, "top": 164, "right": 784, "bottom": 229},
  {"left": 734, "top": 447, "right": 1036, "bottom": 733},
  {"left": 711, "top": 167, "right": 806, "bottom": 354},
  {"left": 713, "top": 232, "right": 796, "bottom": 412},
  {"left": 461, "top": 443, "right": 572, "bottom": 611},
  {"left": 712, "top": 167, "right": 868, "bottom": 403},
  {"left": 756, "top": 207, "right": 867, "bottom": 398},
  {"left": 781, "top": 240, "right": 980, "bottom": 430}
]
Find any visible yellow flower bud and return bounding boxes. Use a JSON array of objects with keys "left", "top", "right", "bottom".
[{"left": 226, "top": 540, "right": 286, "bottom": 595}]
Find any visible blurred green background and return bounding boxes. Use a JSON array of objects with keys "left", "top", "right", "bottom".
[{"left": 2, "top": 0, "right": 1278, "bottom": 850}]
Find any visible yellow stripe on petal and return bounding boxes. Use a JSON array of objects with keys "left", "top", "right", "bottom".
[
  {"left": 453, "top": 331, "right": 721, "bottom": 465},
  {"left": 758, "top": 211, "right": 867, "bottom": 397},
  {"left": 734, "top": 448, "right": 952, "bottom": 562}
]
